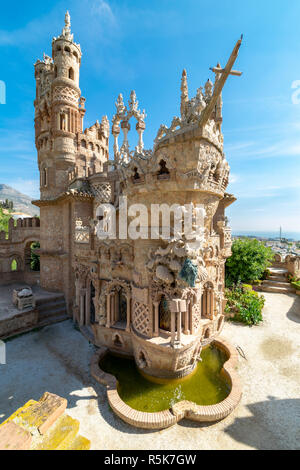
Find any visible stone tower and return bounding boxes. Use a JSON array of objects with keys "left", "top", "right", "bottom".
[
  {"left": 34, "top": 11, "right": 83, "bottom": 199},
  {"left": 33, "top": 13, "right": 109, "bottom": 305}
]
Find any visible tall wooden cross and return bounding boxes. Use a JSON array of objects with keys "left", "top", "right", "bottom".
[{"left": 199, "top": 35, "right": 243, "bottom": 127}]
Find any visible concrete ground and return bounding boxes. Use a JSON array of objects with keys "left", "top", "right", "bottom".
[{"left": 0, "top": 292, "right": 299, "bottom": 450}]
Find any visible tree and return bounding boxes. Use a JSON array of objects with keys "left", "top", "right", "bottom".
[
  {"left": 0, "top": 207, "right": 11, "bottom": 235},
  {"left": 30, "top": 242, "right": 40, "bottom": 271},
  {"left": 226, "top": 238, "right": 274, "bottom": 286}
]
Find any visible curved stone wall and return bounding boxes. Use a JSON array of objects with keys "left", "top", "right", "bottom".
[{"left": 91, "top": 337, "right": 242, "bottom": 429}]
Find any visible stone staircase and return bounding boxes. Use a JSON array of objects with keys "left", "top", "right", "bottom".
[
  {"left": 259, "top": 268, "right": 295, "bottom": 294},
  {"left": 0, "top": 392, "right": 90, "bottom": 450},
  {"left": 36, "top": 294, "right": 69, "bottom": 328}
]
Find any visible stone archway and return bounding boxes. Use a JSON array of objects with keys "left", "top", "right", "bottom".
[{"left": 24, "top": 240, "right": 40, "bottom": 272}]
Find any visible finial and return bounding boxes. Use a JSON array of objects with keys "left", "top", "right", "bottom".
[
  {"left": 180, "top": 69, "right": 189, "bottom": 118},
  {"left": 62, "top": 10, "right": 73, "bottom": 40},
  {"left": 65, "top": 11, "right": 71, "bottom": 26}
]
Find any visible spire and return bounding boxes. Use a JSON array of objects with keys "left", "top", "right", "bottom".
[
  {"left": 62, "top": 11, "right": 73, "bottom": 41},
  {"left": 180, "top": 69, "right": 189, "bottom": 118}
]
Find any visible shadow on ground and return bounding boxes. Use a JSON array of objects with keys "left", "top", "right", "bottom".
[
  {"left": 286, "top": 294, "right": 300, "bottom": 324},
  {"left": 224, "top": 396, "right": 300, "bottom": 450}
]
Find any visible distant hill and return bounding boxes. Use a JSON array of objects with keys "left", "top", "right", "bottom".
[{"left": 0, "top": 184, "right": 39, "bottom": 217}]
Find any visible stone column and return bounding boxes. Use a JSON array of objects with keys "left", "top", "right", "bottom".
[
  {"left": 189, "top": 301, "right": 194, "bottom": 335},
  {"left": 85, "top": 285, "right": 90, "bottom": 325},
  {"left": 80, "top": 293, "right": 85, "bottom": 326},
  {"left": 211, "top": 289, "right": 215, "bottom": 319},
  {"left": 114, "top": 292, "right": 118, "bottom": 323},
  {"left": 153, "top": 301, "right": 159, "bottom": 337},
  {"left": 183, "top": 300, "right": 190, "bottom": 335},
  {"left": 177, "top": 311, "right": 182, "bottom": 343},
  {"left": 136, "top": 121, "right": 145, "bottom": 153},
  {"left": 126, "top": 296, "right": 131, "bottom": 332},
  {"left": 106, "top": 294, "right": 111, "bottom": 328},
  {"left": 112, "top": 124, "right": 120, "bottom": 164},
  {"left": 170, "top": 311, "right": 176, "bottom": 346}
]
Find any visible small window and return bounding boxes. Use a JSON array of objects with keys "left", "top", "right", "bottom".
[
  {"left": 158, "top": 160, "right": 170, "bottom": 178},
  {"left": 54, "top": 66, "right": 58, "bottom": 78},
  {"left": 68, "top": 68, "right": 74, "bottom": 80},
  {"left": 88, "top": 142, "right": 94, "bottom": 151},
  {"left": 81, "top": 140, "right": 87, "bottom": 149},
  {"left": 65, "top": 46, "right": 71, "bottom": 53}
]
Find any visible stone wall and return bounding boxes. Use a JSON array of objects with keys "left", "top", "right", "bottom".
[
  {"left": 0, "top": 217, "right": 40, "bottom": 285},
  {"left": 0, "top": 309, "right": 39, "bottom": 339},
  {"left": 285, "top": 255, "right": 300, "bottom": 279}
]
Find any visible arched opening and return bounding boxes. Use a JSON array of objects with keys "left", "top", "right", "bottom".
[
  {"left": 138, "top": 351, "right": 147, "bottom": 369},
  {"left": 113, "top": 335, "right": 122, "bottom": 348},
  {"left": 25, "top": 241, "right": 40, "bottom": 271},
  {"left": 133, "top": 167, "right": 141, "bottom": 181},
  {"left": 64, "top": 46, "right": 71, "bottom": 54},
  {"left": 68, "top": 67, "right": 74, "bottom": 80},
  {"left": 159, "top": 295, "right": 171, "bottom": 331},
  {"left": 11, "top": 259, "right": 17, "bottom": 272},
  {"left": 90, "top": 282, "right": 96, "bottom": 324},
  {"left": 204, "top": 328, "right": 211, "bottom": 339},
  {"left": 81, "top": 140, "right": 86, "bottom": 149},
  {"left": 157, "top": 160, "right": 170, "bottom": 178},
  {"left": 41, "top": 167, "right": 48, "bottom": 187},
  {"left": 60, "top": 113, "right": 67, "bottom": 131}
]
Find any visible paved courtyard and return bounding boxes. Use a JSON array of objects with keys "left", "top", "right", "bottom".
[{"left": 0, "top": 292, "right": 299, "bottom": 450}]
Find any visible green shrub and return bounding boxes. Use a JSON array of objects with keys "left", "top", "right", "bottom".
[
  {"left": 225, "top": 284, "right": 265, "bottom": 326},
  {"left": 226, "top": 238, "right": 274, "bottom": 286},
  {"left": 291, "top": 281, "right": 300, "bottom": 291},
  {"left": 288, "top": 274, "right": 298, "bottom": 283}
]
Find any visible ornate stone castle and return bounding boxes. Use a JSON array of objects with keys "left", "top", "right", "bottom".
[{"left": 1, "top": 13, "right": 244, "bottom": 378}]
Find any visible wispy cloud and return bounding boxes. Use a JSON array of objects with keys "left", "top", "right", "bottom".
[
  {"left": 226, "top": 138, "right": 300, "bottom": 160},
  {"left": 4, "top": 178, "right": 39, "bottom": 199},
  {"left": 91, "top": 0, "right": 116, "bottom": 25}
]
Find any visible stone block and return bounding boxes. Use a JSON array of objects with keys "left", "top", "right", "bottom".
[{"left": 0, "top": 421, "right": 32, "bottom": 450}]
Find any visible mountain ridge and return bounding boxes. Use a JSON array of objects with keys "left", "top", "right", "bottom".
[{"left": 0, "top": 184, "right": 39, "bottom": 217}]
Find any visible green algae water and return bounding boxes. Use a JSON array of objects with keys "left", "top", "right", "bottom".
[{"left": 100, "top": 345, "right": 231, "bottom": 412}]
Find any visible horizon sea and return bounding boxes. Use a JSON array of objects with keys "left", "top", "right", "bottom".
[{"left": 232, "top": 231, "right": 300, "bottom": 241}]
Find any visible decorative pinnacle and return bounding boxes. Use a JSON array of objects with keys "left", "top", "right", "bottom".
[
  {"left": 62, "top": 11, "right": 73, "bottom": 40},
  {"left": 65, "top": 11, "right": 71, "bottom": 29},
  {"left": 180, "top": 69, "right": 189, "bottom": 118}
]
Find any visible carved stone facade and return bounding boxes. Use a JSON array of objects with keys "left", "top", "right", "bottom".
[{"left": 2, "top": 14, "right": 242, "bottom": 379}]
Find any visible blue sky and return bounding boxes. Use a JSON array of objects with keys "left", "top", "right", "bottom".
[{"left": 0, "top": 0, "right": 300, "bottom": 233}]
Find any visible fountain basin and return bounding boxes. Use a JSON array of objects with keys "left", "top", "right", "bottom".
[{"left": 91, "top": 337, "right": 242, "bottom": 429}]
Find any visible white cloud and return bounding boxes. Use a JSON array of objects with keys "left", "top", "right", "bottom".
[
  {"left": 229, "top": 173, "right": 239, "bottom": 184},
  {"left": 91, "top": 0, "right": 116, "bottom": 24}
]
